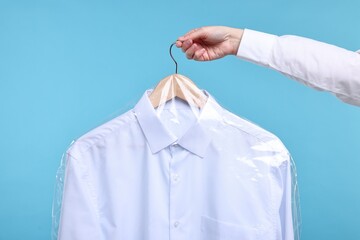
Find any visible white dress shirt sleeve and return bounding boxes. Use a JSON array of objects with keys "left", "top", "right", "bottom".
[
  {"left": 57, "top": 152, "right": 102, "bottom": 240},
  {"left": 236, "top": 29, "right": 360, "bottom": 106}
]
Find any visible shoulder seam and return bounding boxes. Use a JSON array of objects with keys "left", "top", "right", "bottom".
[
  {"left": 222, "top": 111, "right": 289, "bottom": 156},
  {"left": 68, "top": 110, "right": 137, "bottom": 158}
]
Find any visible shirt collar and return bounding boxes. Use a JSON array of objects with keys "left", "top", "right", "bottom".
[{"left": 133, "top": 89, "right": 223, "bottom": 158}]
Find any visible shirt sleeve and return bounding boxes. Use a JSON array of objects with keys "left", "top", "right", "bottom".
[
  {"left": 236, "top": 29, "right": 360, "bottom": 107},
  {"left": 57, "top": 152, "right": 102, "bottom": 240}
]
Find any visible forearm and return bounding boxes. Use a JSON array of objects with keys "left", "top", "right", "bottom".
[{"left": 236, "top": 29, "right": 360, "bottom": 106}]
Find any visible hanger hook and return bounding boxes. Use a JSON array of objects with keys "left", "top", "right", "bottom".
[{"left": 169, "top": 42, "right": 178, "bottom": 74}]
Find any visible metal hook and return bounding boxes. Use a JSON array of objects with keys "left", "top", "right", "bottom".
[{"left": 169, "top": 42, "right": 178, "bottom": 74}]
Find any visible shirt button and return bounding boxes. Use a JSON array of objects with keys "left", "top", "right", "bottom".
[
  {"left": 172, "top": 173, "right": 180, "bottom": 182},
  {"left": 171, "top": 142, "right": 179, "bottom": 148},
  {"left": 174, "top": 221, "right": 180, "bottom": 228}
]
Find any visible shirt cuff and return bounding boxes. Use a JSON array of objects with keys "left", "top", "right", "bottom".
[{"left": 236, "top": 29, "right": 278, "bottom": 67}]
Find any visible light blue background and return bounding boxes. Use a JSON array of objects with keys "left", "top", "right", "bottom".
[{"left": 0, "top": 0, "right": 359, "bottom": 239}]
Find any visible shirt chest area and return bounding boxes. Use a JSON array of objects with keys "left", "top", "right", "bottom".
[{"left": 86, "top": 141, "right": 277, "bottom": 240}]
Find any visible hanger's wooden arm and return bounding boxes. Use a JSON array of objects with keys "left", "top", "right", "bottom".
[{"left": 149, "top": 74, "right": 207, "bottom": 109}]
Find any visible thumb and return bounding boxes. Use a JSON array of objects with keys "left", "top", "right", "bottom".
[{"left": 178, "top": 27, "right": 208, "bottom": 42}]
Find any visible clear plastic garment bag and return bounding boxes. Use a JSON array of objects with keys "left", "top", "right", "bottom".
[{"left": 52, "top": 43, "right": 300, "bottom": 240}]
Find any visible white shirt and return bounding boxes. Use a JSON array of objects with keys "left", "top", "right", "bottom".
[
  {"left": 56, "top": 90, "right": 296, "bottom": 240},
  {"left": 236, "top": 29, "right": 360, "bottom": 106}
]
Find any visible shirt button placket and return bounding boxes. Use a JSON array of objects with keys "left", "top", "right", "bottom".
[{"left": 169, "top": 143, "right": 183, "bottom": 240}]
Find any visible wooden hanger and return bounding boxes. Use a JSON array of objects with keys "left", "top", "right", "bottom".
[{"left": 149, "top": 43, "right": 208, "bottom": 109}]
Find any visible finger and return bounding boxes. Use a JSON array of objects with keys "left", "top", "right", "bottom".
[
  {"left": 179, "top": 31, "right": 197, "bottom": 42},
  {"left": 183, "top": 28, "right": 202, "bottom": 39},
  {"left": 181, "top": 39, "right": 193, "bottom": 53},
  {"left": 193, "top": 48, "right": 206, "bottom": 61},
  {"left": 175, "top": 40, "right": 183, "bottom": 48},
  {"left": 179, "top": 27, "right": 207, "bottom": 42},
  {"left": 178, "top": 29, "right": 197, "bottom": 41},
  {"left": 186, "top": 43, "right": 201, "bottom": 59}
]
